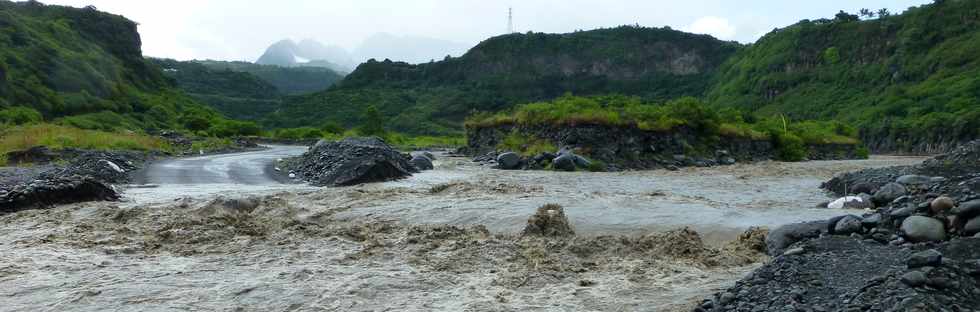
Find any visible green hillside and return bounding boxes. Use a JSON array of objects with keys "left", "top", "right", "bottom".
[
  {"left": 195, "top": 60, "right": 344, "bottom": 95},
  {"left": 153, "top": 59, "right": 346, "bottom": 121},
  {"left": 707, "top": 0, "right": 980, "bottom": 152},
  {"left": 268, "top": 26, "right": 740, "bottom": 135},
  {"left": 0, "top": 1, "right": 238, "bottom": 133},
  {"left": 151, "top": 58, "right": 282, "bottom": 120}
]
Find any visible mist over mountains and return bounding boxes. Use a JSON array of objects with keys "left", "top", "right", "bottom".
[{"left": 256, "top": 34, "right": 472, "bottom": 72}]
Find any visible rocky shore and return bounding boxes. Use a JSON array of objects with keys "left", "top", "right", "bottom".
[
  {"left": 697, "top": 140, "right": 980, "bottom": 311},
  {"left": 0, "top": 131, "right": 287, "bottom": 214},
  {"left": 465, "top": 124, "right": 865, "bottom": 171},
  {"left": 0, "top": 148, "right": 147, "bottom": 213}
]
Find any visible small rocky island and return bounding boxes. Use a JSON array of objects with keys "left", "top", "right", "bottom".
[{"left": 464, "top": 96, "right": 866, "bottom": 171}]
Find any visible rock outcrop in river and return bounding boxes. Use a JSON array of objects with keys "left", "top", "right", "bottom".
[{"left": 283, "top": 137, "right": 418, "bottom": 186}]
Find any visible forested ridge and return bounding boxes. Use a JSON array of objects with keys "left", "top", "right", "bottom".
[{"left": 708, "top": 0, "right": 980, "bottom": 152}]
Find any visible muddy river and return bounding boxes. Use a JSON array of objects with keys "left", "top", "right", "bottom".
[{"left": 0, "top": 149, "right": 925, "bottom": 311}]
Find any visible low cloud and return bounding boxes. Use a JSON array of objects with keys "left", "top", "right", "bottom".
[{"left": 684, "top": 16, "right": 737, "bottom": 40}]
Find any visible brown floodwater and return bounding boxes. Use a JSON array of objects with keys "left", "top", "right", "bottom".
[{"left": 0, "top": 151, "right": 925, "bottom": 311}]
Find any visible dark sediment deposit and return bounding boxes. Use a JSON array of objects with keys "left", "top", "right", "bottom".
[
  {"left": 697, "top": 237, "right": 980, "bottom": 311},
  {"left": 1, "top": 148, "right": 148, "bottom": 213},
  {"left": 465, "top": 124, "right": 865, "bottom": 171}
]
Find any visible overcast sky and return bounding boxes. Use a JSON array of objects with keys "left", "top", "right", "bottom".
[{"left": 34, "top": 0, "right": 930, "bottom": 62}]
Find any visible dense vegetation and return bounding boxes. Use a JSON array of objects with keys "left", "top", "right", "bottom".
[
  {"left": 194, "top": 60, "right": 344, "bottom": 95},
  {"left": 708, "top": 0, "right": 980, "bottom": 151},
  {"left": 153, "top": 59, "right": 345, "bottom": 122},
  {"left": 467, "top": 95, "right": 862, "bottom": 161},
  {"left": 151, "top": 58, "right": 282, "bottom": 120},
  {"left": 269, "top": 26, "right": 740, "bottom": 135}
]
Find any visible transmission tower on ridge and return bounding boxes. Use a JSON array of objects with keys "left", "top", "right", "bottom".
[{"left": 507, "top": 7, "right": 514, "bottom": 34}]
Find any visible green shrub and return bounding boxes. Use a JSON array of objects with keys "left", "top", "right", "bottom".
[
  {"left": 320, "top": 121, "right": 345, "bottom": 134},
  {"left": 855, "top": 146, "right": 871, "bottom": 159},
  {"left": 0, "top": 107, "right": 43, "bottom": 125},
  {"left": 498, "top": 131, "right": 557, "bottom": 156},
  {"left": 358, "top": 105, "right": 387, "bottom": 137},
  {"left": 774, "top": 133, "right": 807, "bottom": 161},
  {"left": 586, "top": 159, "right": 607, "bottom": 172},
  {"left": 180, "top": 114, "right": 213, "bottom": 131},
  {"left": 209, "top": 120, "right": 261, "bottom": 137}
]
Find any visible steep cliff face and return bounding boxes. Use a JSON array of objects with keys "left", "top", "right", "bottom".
[
  {"left": 270, "top": 26, "right": 740, "bottom": 134},
  {"left": 707, "top": 1, "right": 980, "bottom": 154},
  {"left": 0, "top": 1, "right": 169, "bottom": 116}
]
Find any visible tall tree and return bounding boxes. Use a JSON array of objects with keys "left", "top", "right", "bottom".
[
  {"left": 859, "top": 8, "right": 876, "bottom": 19},
  {"left": 359, "top": 105, "right": 386, "bottom": 137}
]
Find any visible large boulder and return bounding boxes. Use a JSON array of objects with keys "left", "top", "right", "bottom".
[
  {"left": 573, "top": 155, "right": 591, "bottom": 168},
  {"left": 896, "top": 174, "right": 933, "bottom": 186},
  {"left": 832, "top": 215, "right": 863, "bottom": 235},
  {"left": 952, "top": 199, "right": 980, "bottom": 219},
  {"left": 929, "top": 196, "right": 955, "bottom": 214},
  {"left": 849, "top": 182, "right": 875, "bottom": 195},
  {"left": 410, "top": 155, "right": 434, "bottom": 171},
  {"left": 964, "top": 217, "right": 980, "bottom": 236},
  {"left": 552, "top": 154, "right": 577, "bottom": 171},
  {"left": 765, "top": 221, "right": 826, "bottom": 257},
  {"left": 287, "top": 137, "right": 417, "bottom": 187},
  {"left": 872, "top": 182, "right": 907, "bottom": 206},
  {"left": 900, "top": 216, "right": 947, "bottom": 243},
  {"left": 496, "top": 152, "right": 521, "bottom": 170}
]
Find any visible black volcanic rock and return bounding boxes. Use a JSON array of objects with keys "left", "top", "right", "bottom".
[{"left": 284, "top": 137, "right": 417, "bottom": 187}]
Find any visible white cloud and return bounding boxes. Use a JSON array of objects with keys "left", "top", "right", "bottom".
[{"left": 684, "top": 16, "right": 737, "bottom": 40}]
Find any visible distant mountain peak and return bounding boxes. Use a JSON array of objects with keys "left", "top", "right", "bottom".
[{"left": 255, "top": 34, "right": 473, "bottom": 73}]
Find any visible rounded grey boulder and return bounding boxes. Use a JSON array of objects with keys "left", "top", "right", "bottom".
[
  {"left": 872, "top": 183, "right": 907, "bottom": 206},
  {"left": 900, "top": 216, "right": 947, "bottom": 243},
  {"left": 849, "top": 182, "right": 875, "bottom": 195},
  {"left": 496, "top": 152, "right": 521, "bottom": 170},
  {"left": 553, "top": 154, "right": 577, "bottom": 171},
  {"left": 907, "top": 249, "right": 942, "bottom": 269},
  {"left": 952, "top": 199, "right": 980, "bottom": 219},
  {"left": 896, "top": 174, "right": 933, "bottom": 185},
  {"left": 765, "top": 220, "right": 826, "bottom": 256},
  {"left": 410, "top": 155, "right": 434, "bottom": 171},
  {"left": 833, "top": 215, "right": 863, "bottom": 235},
  {"left": 573, "top": 155, "right": 591, "bottom": 168},
  {"left": 964, "top": 217, "right": 980, "bottom": 236}
]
